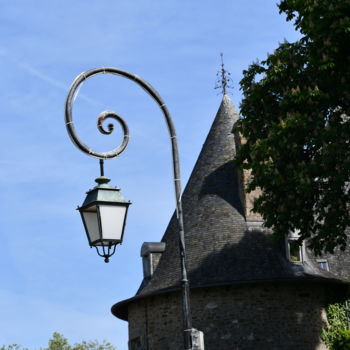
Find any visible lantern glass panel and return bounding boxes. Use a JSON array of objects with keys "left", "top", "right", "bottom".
[
  {"left": 99, "top": 204, "right": 127, "bottom": 241},
  {"left": 82, "top": 206, "right": 100, "bottom": 244}
]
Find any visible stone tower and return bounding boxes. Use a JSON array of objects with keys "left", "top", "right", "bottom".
[{"left": 112, "top": 95, "right": 349, "bottom": 350}]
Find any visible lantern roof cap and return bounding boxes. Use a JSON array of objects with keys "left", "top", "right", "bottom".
[
  {"left": 80, "top": 176, "right": 130, "bottom": 208},
  {"left": 95, "top": 176, "right": 113, "bottom": 186}
]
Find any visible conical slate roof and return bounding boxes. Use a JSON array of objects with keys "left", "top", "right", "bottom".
[{"left": 112, "top": 95, "right": 344, "bottom": 320}]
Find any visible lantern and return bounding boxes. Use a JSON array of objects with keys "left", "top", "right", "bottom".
[{"left": 78, "top": 176, "right": 131, "bottom": 262}]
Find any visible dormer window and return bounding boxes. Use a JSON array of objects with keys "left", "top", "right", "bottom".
[
  {"left": 286, "top": 231, "right": 303, "bottom": 263},
  {"left": 317, "top": 259, "right": 330, "bottom": 272}
]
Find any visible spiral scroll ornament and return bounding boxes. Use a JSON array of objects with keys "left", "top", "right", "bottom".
[{"left": 65, "top": 70, "right": 130, "bottom": 159}]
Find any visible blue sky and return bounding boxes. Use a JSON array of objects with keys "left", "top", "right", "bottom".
[{"left": 0, "top": 1, "right": 300, "bottom": 349}]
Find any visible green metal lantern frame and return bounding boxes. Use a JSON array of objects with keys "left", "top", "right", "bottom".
[{"left": 78, "top": 176, "right": 131, "bottom": 262}]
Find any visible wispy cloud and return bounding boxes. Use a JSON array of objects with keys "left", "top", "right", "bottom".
[{"left": 0, "top": 47, "right": 100, "bottom": 107}]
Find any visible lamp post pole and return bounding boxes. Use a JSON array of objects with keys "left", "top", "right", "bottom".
[{"left": 65, "top": 67, "right": 201, "bottom": 350}]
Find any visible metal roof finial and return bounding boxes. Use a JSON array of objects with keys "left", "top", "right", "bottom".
[{"left": 215, "top": 53, "right": 233, "bottom": 95}]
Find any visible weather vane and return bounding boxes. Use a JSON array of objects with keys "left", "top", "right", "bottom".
[{"left": 215, "top": 53, "right": 233, "bottom": 95}]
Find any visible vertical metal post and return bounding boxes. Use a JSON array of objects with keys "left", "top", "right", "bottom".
[
  {"left": 158, "top": 101, "right": 193, "bottom": 350},
  {"left": 99, "top": 159, "right": 105, "bottom": 176},
  {"left": 128, "top": 72, "right": 195, "bottom": 349}
]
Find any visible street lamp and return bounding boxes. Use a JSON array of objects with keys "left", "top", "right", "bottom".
[
  {"left": 78, "top": 173, "right": 130, "bottom": 263},
  {"left": 64, "top": 67, "right": 203, "bottom": 350}
]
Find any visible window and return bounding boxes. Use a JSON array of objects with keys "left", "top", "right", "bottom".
[
  {"left": 288, "top": 239, "right": 302, "bottom": 262},
  {"left": 286, "top": 231, "right": 303, "bottom": 263},
  {"left": 317, "top": 259, "right": 329, "bottom": 272}
]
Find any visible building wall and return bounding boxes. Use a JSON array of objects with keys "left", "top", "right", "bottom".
[
  {"left": 306, "top": 233, "right": 350, "bottom": 279},
  {"left": 128, "top": 283, "right": 329, "bottom": 350}
]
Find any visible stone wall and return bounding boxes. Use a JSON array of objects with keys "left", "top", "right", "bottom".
[
  {"left": 233, "top": 130, "right": 262, "bottom": 223},
  {"left": 240, "top": 167, "right": 263, "bottom": 222},
  {"left": 128, "top": 283, "right": 329, "bottom": 350},
  {"left": 306, "top": 229, "right": 350, "bottom": 279}
]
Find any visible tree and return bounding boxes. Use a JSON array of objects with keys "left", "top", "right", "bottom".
[
  {"left": 0, "top": 333, "right": 116, "bottom": 350},
  {"left": 235, "top": 0, "right": 350, "bottom": 254},
  {"left": 322, "top": 300, "right": 350, "bottom": 349}
]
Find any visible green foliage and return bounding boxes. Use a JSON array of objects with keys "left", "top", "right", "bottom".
[
  {"left": 333, "top": 329, "right": 350, "bottom": 350},
  {"left": 322, "top": 301, "right": 350, "bottom": 349},
  {"left": 0, "top": 345, "right": 26, "bottom": 350},
  {"left": 1, "top": 333, "right": 116, "bottom": 350},
  {"left": 235, "top": 0, "right": 350, "bottom": 254}
]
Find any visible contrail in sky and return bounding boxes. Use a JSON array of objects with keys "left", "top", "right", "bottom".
[{"left": 0, "top": 47, "right": 100, "bottom": 107}]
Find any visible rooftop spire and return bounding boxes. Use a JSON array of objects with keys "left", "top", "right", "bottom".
[{"left": 215, "top": 53, "right": 233, "bottom": 95}]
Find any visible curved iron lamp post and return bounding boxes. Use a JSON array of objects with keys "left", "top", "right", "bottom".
[{"left": 64, "top": 67, "right": 203, "bottom": 350}]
